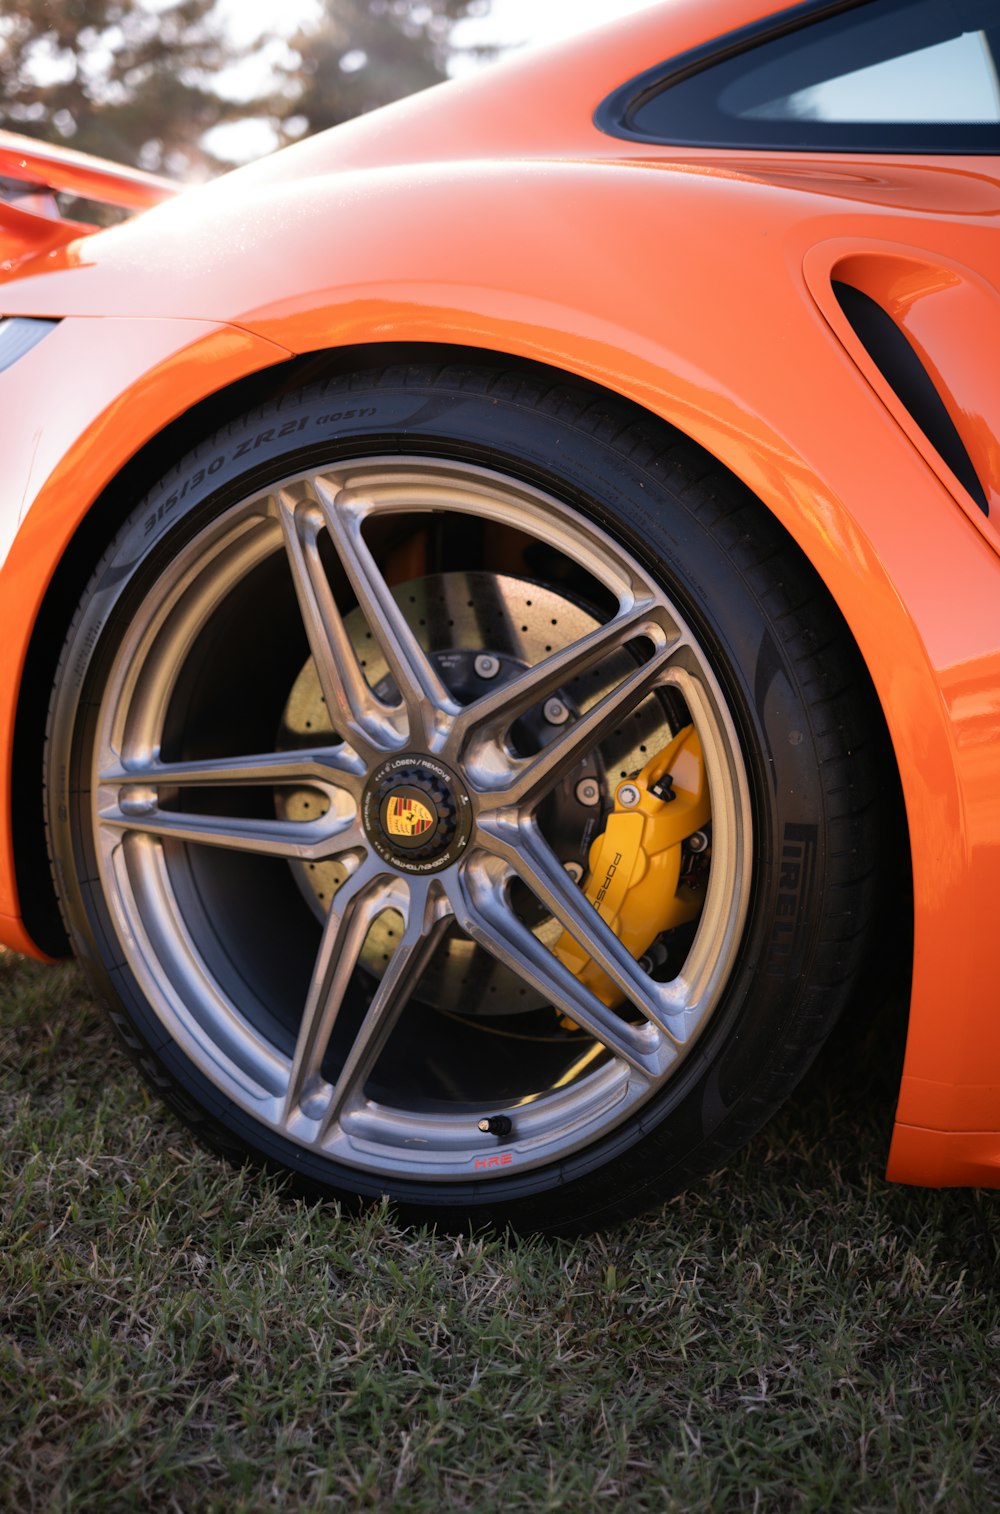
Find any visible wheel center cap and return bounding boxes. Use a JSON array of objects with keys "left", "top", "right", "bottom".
[{"left": 363, "top": 755, "right": 473, "bottom": 874}]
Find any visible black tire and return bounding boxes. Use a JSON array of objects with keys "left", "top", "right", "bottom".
[{"left": 45, "top": 363, "right": 880, "bottom": 1234}]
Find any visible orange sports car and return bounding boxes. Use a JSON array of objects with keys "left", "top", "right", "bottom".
[{"left": 0, "top": 0, "right": 997, "bottom": 1233}]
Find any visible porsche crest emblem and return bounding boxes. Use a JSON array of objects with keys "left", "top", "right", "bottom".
[{"left": 386, "top": 795, "right": 435, "bottom": 838}]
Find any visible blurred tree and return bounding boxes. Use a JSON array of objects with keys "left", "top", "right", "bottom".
[
  {"left": 283, "top": 0, "right": 491, "bottom": 138},
  {"left": 0, "top": 0, "right": 241, "bottom": 176},
  {"left": 0, "top": 0, "right": 493, "bottom": 178}
]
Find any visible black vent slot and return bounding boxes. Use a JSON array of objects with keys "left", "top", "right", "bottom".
[{"left": 832, "top": 281, "right": 988, "bottom": 514}]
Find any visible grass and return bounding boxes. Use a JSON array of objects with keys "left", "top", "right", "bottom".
[{"left": 1, "top": 947, "right": 998, "bottom": 1512}]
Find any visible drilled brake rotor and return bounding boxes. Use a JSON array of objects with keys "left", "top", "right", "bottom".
[{"left": 277, "top": 571, "right": 674, "bottom": 1015}]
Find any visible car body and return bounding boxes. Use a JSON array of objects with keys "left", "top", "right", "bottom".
[{"left": 1, "top": 0, "right": 998, "bottom": 1230}]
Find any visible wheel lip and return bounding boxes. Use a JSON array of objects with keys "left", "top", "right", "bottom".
[{"left": 84, "top": 454, "right": 754, "bottom": 1183}]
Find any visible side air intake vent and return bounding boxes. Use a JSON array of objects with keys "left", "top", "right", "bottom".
[{"left": 832, "top": 280, "right": 988, "bottom": 515}]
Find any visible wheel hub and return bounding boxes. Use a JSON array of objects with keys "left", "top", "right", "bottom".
[{"left": 362, "top": 755, "right": 473, "bottom": 873}]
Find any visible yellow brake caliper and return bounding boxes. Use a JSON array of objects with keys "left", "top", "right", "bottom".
[{"left": 554, "top": 725, "right": 710, "bottom": 1011}]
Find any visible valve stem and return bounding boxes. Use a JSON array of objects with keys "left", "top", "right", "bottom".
[{"left": 477, "top": 1115, "right": 513, "bottom": 1137}]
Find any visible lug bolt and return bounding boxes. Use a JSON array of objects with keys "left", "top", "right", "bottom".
[
  {"left": 688, "top": 830, "right": 709, "bottom": 853},
  {"left": 563, "top": 861, "right": 584, "bottom": 883},
  {"left": 575, "top": 778, "right": 600, "bottom": 806},
  {"left": 478, "top": 1115, "right": 513, "bottom": 1137},
  {"left": 617, "top": 782, "right": 641, "bottom": 808},
  {"left": 543, "top": 698, "right": 569, "bottom": 725},
  {"left": 475, "top": 653, "right": 501, "bottom": 679}
]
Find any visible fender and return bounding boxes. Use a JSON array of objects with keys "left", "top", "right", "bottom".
[{"left": 0, "top": 316, "right": 292, "bottom": 941}]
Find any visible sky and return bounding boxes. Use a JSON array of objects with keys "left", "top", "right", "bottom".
[{"left": 206, "top": 0, "right": 660, "bottom": 161}]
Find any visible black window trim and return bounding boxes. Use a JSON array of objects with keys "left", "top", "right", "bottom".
[{"left": 595, "top": 0, "right": 1000, "bottom": 156}]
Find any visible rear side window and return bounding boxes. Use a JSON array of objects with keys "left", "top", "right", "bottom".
[{"left": 598, "top": 0, "right": 1000, "bottom": 152}]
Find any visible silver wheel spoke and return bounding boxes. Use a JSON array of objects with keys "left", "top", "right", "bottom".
[
  {"left": 284, "top": 871, "right": 450, "bottom": 1133},
  {"left": 312, "top": 474, "right": 460, "bottom": 749},
  {"left": 99, "top": 800, "right": 363, "bottom": 861},
  {"left": 478, "top": 818, "right": 687, "bottom": 1034},
  {"left": 283, "top": 860, "right": 390, "bottom": 1121},
  {"left": 317, "top": 900, "right": 452, "bottom": 1140},
  {"left": 451, "top": 602, "right": 673, "bottom": 777},
  {"left": 447, "top": 855, "right": 667, "bottom": 1080},
  {"left": 276, "top": 487, "right": 402, "bottom": 757},
  {"left": 480, "top": 630, "right": 687, "bottom": 810},
  {"left": 99, "top": 746, "right": 365, "bottom": 797}
]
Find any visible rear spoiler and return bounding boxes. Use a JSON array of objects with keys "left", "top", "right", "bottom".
[{"left": 0, "top": 130, "right": 179, "bottom": 269}]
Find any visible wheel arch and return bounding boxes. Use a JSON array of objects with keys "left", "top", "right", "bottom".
[{"left": 14, "top": 351, "right": 306, "bottom": 955}]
